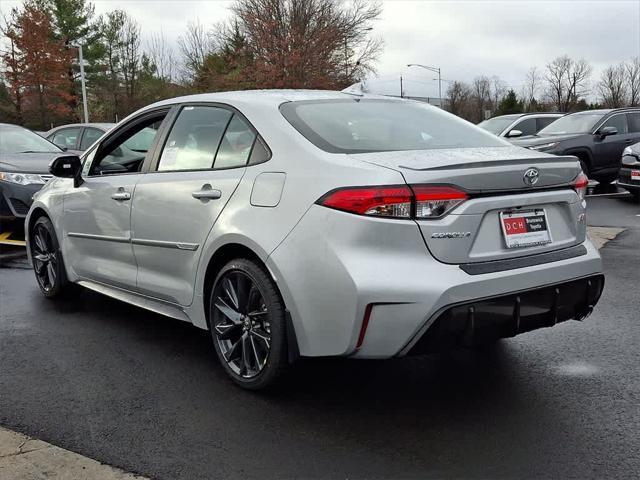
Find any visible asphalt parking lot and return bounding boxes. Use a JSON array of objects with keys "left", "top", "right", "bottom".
[{"left": 1, "top": 196, "right": 639, "bottom": 480}]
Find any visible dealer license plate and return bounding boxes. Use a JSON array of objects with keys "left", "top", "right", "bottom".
[
  {"left": 500, "top": 209, "right": 552, "bottom": 249},
  {"left": 631, "top": 170, "right": 640, "bottom": 181}
]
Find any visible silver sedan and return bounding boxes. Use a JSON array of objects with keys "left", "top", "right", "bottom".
[{"left": 26, "top": 90, "right": 604, "bottom": 389}]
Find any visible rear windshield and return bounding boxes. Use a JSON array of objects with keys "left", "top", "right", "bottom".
[{"left": 280, "top": 99, "right": 507, "bottom": 153}]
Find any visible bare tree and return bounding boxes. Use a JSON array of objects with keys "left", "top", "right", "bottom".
[
  {"left": 147, "top": 30, "right": 177, "bottom": 82},
  {"left": 545, "top": 55, "right": 592, "bottom": 111},
  {"left": 120, "top": 13, "right": 140, "bottom": 103},
  {"left": 598, "top": 63, "right": 628, "bottom": 108},
  {"left": 490, "top": 75, "right": 506, "bottom": 112},
  {"left": 471, "top": 75, "right": 491, "bottom": 121},
  {"left": 177, "top": 20, "right": 213, "bottom": 81},
  {"left": 446, "top": 80, "right": 471, "bottom": 117},
  {"left": 626, "top": 57, "right": 640, "bottom": 107},
  {"left": 522, "top": 66, "right": 541, "bottom": 111}
]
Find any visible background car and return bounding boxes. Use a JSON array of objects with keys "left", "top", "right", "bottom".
[
  {"left": 618, "top": 140, "right": 640, "bottom": 199},
  {"left": 478, "top": 112, "right": 563, "bottom": 138},
  {"left": 512, "top": 108, "right": 640, "bottom": 184},
  {"left": 0, "top": 123, "right": 62, "bottom": 229},
  {"left": 26, "top": 91, "right": 603, "bottom": 390},
  {"left": 45, "top": 123, "right": 114, "bottom": 154}
]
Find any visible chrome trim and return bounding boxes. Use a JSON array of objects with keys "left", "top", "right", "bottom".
[
  {"left": 131, "top": 238, "right": 199, "bottom": 251},
  {"left": 67, "top": 232, "right": 130, "bottom": 243}
]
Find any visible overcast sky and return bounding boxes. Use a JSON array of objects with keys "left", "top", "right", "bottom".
[{"left": 3, "top": 0, "right": 640, "bottom": 98}]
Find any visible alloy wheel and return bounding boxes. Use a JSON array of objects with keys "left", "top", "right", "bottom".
[
  {"left": 31, "top": 224, "right": 58, "bottom": 292},
  {"left": 212, "top": 271, "right": 271, "bottom": 379}
]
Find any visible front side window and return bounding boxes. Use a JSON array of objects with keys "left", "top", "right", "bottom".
[
  {"left": 478, "top": 115, "right": 520, "bottom": 135},
  {"left": 601, "top": 114, "right": 628, "bottom": 134},
  {"left": 281, "top": 99, "right": 507, "bottom": 153},
  {"left": 89, "top": 113, "right": 167, "bottom": 176},
  {"left": 51, "top": 127, "right": 81, "bottom": 150}
]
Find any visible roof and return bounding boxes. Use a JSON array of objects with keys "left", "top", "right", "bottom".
[{"left": 47, "top": 122, "right": 115, "bottom": 131}]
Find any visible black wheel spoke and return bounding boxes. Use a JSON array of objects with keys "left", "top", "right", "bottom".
[{"left": 212, "top": 269, "right": 272, "bottom": 379}]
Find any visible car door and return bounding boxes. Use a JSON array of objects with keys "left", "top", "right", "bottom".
[
  {"left": 626, "top": 112, "right": 640, "bottom": 145},
  {"left": 131, "top": 104, "right": 265, "bottom": 305},
  {"left": 592, "top": 113, "right": 630, "bottom": 172},
  {"left": 62, "top": 108, "right": 171, "bottom": 289}
]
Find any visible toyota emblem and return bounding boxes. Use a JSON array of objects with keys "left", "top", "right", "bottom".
[{"left": 523, "top": 168, "right": 540, "bottom": 187}]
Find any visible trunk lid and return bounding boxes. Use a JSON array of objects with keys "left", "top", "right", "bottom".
[{"left": 353, "top": 146, "right": 586, "bottom": 265}]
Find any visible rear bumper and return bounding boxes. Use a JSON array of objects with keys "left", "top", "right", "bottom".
[{"left": 403, "top": 274, "right": 604, "bottom": 355}]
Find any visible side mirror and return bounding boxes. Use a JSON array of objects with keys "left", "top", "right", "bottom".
[
  {"left": 506, "top": 129, "right": 523, "bottom": 138},
  {"left": 598, "top": 126, "right": 617, "bottom": 139},
  {"left": 49, "top": 154, "right": 83, "bottom": 187}
]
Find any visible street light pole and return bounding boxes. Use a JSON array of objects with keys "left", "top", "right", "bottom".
[
  {"left": 78, "top": 44, "right": 89, "bottom": 123},
  {"left": 407, "top": 63, "right": 442, "bottom": 108}
]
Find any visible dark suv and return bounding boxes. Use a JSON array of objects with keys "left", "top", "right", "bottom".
[{"left": 512, "top": 108, "right": 640, "bottom": 184}]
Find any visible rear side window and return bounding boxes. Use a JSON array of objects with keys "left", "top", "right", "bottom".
[
  {"left": 280, "top": 99, "right": 506, "bottom": 153},
  {"left": 214, "top": 115, "right": 257, "bottom": 169},
  {"left": 627, "top": 112, "right": 640, "bottom": 133},
  {"left": 158, "top": 106, "right": 232, "bottom": 171},
  {"left": 537, "top": 117, "right": 558, "bottom": 131},
  {"left": 80, "top": 127, "right": 104, "bottom": 150},
  {"left": 513, "top": 117, "right": 537, "bottom": 136}
]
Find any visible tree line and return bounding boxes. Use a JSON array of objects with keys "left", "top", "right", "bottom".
[
  {"left": 0, "top": 0, "right": 382, "bottom": 130},
  {"left": 447, "top": 55, "right": 640, "bottom": 123}
]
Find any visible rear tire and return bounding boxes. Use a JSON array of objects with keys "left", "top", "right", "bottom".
[
  {"left": 208, "top": 258, "right": 289, "bottom": 390},
  {"left": 30, "top": 216, "right": 73, "bottom": 299}
]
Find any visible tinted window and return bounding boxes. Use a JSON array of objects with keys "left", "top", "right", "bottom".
[
  {"left": 214, "top": 115, "right": 257, "bottom": 169},
  {"left": 478, "top": 115, "right": 520, "bottom": 135},
  {"left": 537, "top": 117, "right": 559, "bottom": 131},
  {"left": 51, "top": 127, "right": 81, "bottom": 149},
  {"left": 539, "top": 113, "right": 605, "bottom": 135},
  {"left": 281, "top": 99, "right": 506, "bottom": 153},
  {"left": 513, "top": 117, "right": 537, "bottom": 136},
  {"left": 627, "top": 112, "right": 640, "bottom": 133},
  {"left": 158, "top": 106, "right": 232, "bottom": 171},
  {"left": 249, "top": 137, "right": 270, "bottom": 165},
  {"left": 79, "top": 127, "right": 105, "bottom": 150},
  {"left": 601, "top": 114, "right": 628, "bottom": 134},
  {"left": 90, "top": 114, "right": 166, "bottom": 176},
  {"left": 0, "top": 125, "right": 61, "bottom": 154}
]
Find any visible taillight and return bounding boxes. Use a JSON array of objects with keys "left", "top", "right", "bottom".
[
  {"left": 411, "top": 185, "right": 469, "bottom": 219},
  {"left": 317, "top": 184, "right": 468, "bottom": 219},
  {"left": 573, "top": 173, "right": 589, "bottom": 200}
]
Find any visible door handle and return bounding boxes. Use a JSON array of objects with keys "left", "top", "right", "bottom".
[
  {"left": 192, "top": 185, "right": 222, "bottom": 200},
  {"left": 111, "top": 191, "right": 131, "bottom": 201}
]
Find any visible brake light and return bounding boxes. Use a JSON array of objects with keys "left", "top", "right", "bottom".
[
  {"left": 318, "top": 185, "right": 412, "bottom": 218},
  {"left": 573, "top": 173, "right": 589, "bottom": 200},
  {"left": 317, "top": 185, "right": 468, "bottom": 219},
  {"left": 411, "top": 185, "right": 469, "bottom": 219}
]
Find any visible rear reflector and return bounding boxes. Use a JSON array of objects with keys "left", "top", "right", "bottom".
[
  {"left": 318, "top": 184, "right": 468, "bottom": 219},
  {"left": 573, "top": 173, "right": 589, "bottom": 200},
  {"left": 356, "top": 304, "right": 374, "bottom": 349}
]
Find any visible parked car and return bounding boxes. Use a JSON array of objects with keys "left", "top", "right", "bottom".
[
  {"left": 45, "top": 123, "right": 114, "bottom": 154},
  {"left": 512, "top": 108, "right": 640, "bottom": 184},
  {"left": 26, "top": 91, "right": 604, "bottom": 389},
  {"left": 0, "top": 123, "right": 62, "bottom": 228},
  {"left": 478, "top": 112, "right": 563, "bottom": 138},
  {"left": 617, "top": 140, "right": 640, "bottom": 199}
]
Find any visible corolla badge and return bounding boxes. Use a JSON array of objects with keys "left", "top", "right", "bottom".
[{"left": 523, "top": 168, "right": 540, "bottom": 186}]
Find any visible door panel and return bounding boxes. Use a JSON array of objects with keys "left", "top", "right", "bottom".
[
  {"left": 132, "top": 169, "right": 245, "bottom": 304},
  {"left": 63, "top": 175, "right": 140, "bottom": 288},
  {"left": 131, "top": 105, "right": 256, "bottom": 305},
  {"left": 592, "top": 114, "right": 630, "bottom": 171}
]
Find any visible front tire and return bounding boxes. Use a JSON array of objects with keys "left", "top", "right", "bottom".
[
  {"left": 30, "top": 216, "right": 72, "bottom": 298},
  {"left": 208, "top": 258, "right": 289, "bottom": 390}
]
